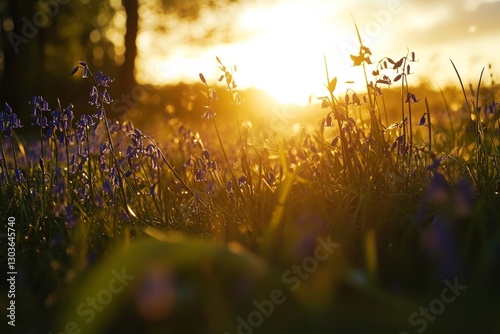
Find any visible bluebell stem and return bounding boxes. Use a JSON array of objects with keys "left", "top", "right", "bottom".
[
  {"left": 202, "top": 149, "right": 210, "bottom": 160},
  {"left": 226, "top": 180, "right": 233, "bottom": 193},
  {"left": 206, "top": 180, "right": 215, "bottom": 194}
]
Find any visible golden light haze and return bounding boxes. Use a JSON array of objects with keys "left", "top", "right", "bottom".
[{"left": 134, "top": 0, "right": 500, "bottom": 105}]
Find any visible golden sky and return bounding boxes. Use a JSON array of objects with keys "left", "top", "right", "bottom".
[{"left": 135, "top": 0, "right": 500, "bottom": 104}]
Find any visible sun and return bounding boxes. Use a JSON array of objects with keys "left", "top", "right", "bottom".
[
  {"left": 136, "top": 1, "right": 365, "bottom": 106},
  {"left": 232, "top": 1, "right": 357, "bottom": 105}
]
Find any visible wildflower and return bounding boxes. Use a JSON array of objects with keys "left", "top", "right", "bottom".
[
  {"left": 376, "top": 75, "right": 392, "bottom": 85},
  {"left": 100, "top": 142, "right": 110, "bottom": 155},
  {"left": 1, "top": 103, "right": 22, "bottom": 137},
  {"left": 417, "top": 113, "right": 427, "bottom": 126},
  {"left": 126, "top": 145, "right": 138, "bottom": 160},
  {"left": 350, "top": 45, "right": 372, "bottom": 66},
  {"left": 486, "top": 101, "right": 497, "bottom": 114},
  {"left": 14, "top": 168, "right": 23, "bottom": 182},
  {"left": 201, "top": 106, "right": 216, "bottom": 119},
  {"left": 63, "top": 103, "right": 74, "bottom": 119},
  {"left": 404, "top": 92, "right": 420, "bottom": 104},
  {"left": 331, "top": 136, "right": 339, "bottom": 147},
  {"left": 391, "top": 135, "right": 405, "bottom": 151},
  {"left": 99, "top": 155, "right": 108, "bottom": 172},
  {"left": 237, "top": 175, "right": 246, "bottom": 187},
  {"left": 202, "top": 149, "right": 210, "bottom": 160},
  {"left": 324, "top": 114, "right": 333, "bottom": 127},
  {"left": 150, "top": 183, "right": 157, "bottom": 196},
  {"left": 65, "top": 205, "right": 77, "bottom": 228},
  {"left": 195, "top": 169, "right": 206, "bottom": 182},
  {"left": 103, "top": 89, "right": 112, "bottom": 104},
  {"left": 352, "top": 93, "right": 361, "bottom": 107},
  {"left": 427, "top": 157, "right": 443, "bottom": 171},
  {"left": 268, "top": 172, "right": 275, "bottom": 185},
  {"left": 102, "top": 180, "right": 114, "bottom": 198},
  {"left": 199, "top": 73, "right": 207, "bottom": 84},
  {"left": 207, "top": 160, "right": 217, "bottom": 171},
  {"left": 95, "top": 71, "right": 113, "bottom": 87}
]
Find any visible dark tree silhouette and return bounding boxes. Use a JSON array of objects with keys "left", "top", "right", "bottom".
[
  {"left": 121, "top": 0, "right": 138, "bottom": 93},
  {"left": 118, "top": 0, "right": 238, "bottom": 93}
]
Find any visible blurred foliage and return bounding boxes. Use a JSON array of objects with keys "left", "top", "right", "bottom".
[{"left": 0, "top": 0, "right": 239, "bottom": 126}]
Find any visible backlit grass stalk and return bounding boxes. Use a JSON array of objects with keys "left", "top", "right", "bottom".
[
  {"left": 352, "top": 18, "right": 381, "bottom": 136},
  {"left": 199, "top": 73, "right": 238, "bottom": 195},
  {"left": 438, "top": 86, "right": 456, "bottom": 150},
  {"left": 424, "top": 97, "right": 432, "bottom": 165},
  {"left": 324, "top": 55, "right": 351, "bottom": 183},
  {"left": 403, "top": 71, "right": 413, "bottom": 170},
  {"left": 144, "top": 134, "right": 202, "bottom": 207},
  {"left": 218, "top": 57, "right": 255, "bottom": 198},
  {"left": 451, "top": 60, "right": 489, "bottom": 190}
]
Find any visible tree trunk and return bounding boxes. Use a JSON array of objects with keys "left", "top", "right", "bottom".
[{"left": 121, "top": 0, "right": 138, "bottom": 94}]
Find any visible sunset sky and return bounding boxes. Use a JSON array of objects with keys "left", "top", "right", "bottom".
[{"left": 135, "top": 0, "right": 500, "bottom": 104}]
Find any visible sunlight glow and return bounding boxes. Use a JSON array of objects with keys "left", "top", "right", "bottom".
[
  {"left": 136, "top": 1, "right": 364, "bottom": 105},
  {"left": 134, "top": 0, "right": 500, "bottom": 106}
]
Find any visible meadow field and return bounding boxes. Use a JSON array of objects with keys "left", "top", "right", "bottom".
[{"left": 2, "top": 35, "right": 500, "bottom": 334}]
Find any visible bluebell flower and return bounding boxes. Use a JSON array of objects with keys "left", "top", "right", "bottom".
[
  {"left": 1, "top": 103, "right": 22, "bottom": 137},
  {"left": 202, "top": 149, "right": 210, "bottom": 160},
  {"left": 267, "top": 172, "right": 275, "bottom": 185},
  {"left": 126, "top": 145, "right": 138, "bottom": 160},
  {"left": 65, "top": 205, "right": 77, "bottom": 228},
  {"left": 201, "top": 106, "right": 216, "bottom": 119},
  {"left": 417, "top": 113, "right": 427, "bottom": 126},
  {"left": 14, "top": 168, "right": 23, "bottom": 182},
  {"left": 100, "top": 142, "right": 110, "bottom": 155},
  {"left": 150, "top": 183, "right": 157, "bottom": 196},
  {"left": 195, "top": 169, "right": 206, "bottom": 182},
  {"left": 207, "top": 160, "right": 217, "bottom": 171},
  {"left": 237, "top": 175, "right": 246, "bottom": 187},
  {"left": 95, "top": 71, "right": 113, "bottom": 87}
]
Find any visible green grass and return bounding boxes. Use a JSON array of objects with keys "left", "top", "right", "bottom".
[{"left": 1, "top": 45, "right": 500, "bottom": 334}]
